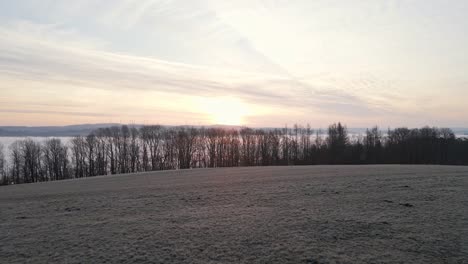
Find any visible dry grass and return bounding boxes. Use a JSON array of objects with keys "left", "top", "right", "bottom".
[{"left": 1, "top": 165, "right": 467, "bottom": 263}]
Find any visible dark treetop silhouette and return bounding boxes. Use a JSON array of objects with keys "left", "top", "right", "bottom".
[{"left": 1, "top": 123, "right": 467, "bottom": 185}]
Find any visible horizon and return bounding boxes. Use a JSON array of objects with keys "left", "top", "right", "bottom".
[
  {"left": 1, "top": 1, "right": 468, "bottom": 127},
  {"left": 1, "top": 122, "right": 468, "bottom": 130},
  {"left": 1, "top": 123, "right": 468, "bottom": 140}
]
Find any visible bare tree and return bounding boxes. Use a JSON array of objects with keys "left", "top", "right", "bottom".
[
  {"left": 43, "top": 138, "right": 69, "bottom": 181},
  {"left": 162, "top": 129, "right": 177, "bottom": 170},
  {"left": 2, "top": 124, "right": 468, "bottom": 186},
  {"left": 240, "top": 128, "right": 256, "bottom": 166},
  {"left": 0, "top": 143, "right": 6, "bottom": 185},
  {"left": 193, "top": 128, "right": 208, "bottom": 168},
  {"left": 9, "top": 141, "right": 22, "bottom": 184},
  {"left": 94, "top": 129, "right": 109, "bottom": 176},
  {"left": 86, "top": 134, "right": 97, "bottom": 177},
  {"left": 21, "top": 139, "right": 43, "bottom": 183},
  {"left": 129, "top": 127, "right": 140, "bottom": 172},
  {"left": 364, "top": 126, "right": 382, "bottom": 164},
  {"left": 71, "top": 136, "right": 88, "bottom": 178},
  {"left": 327, "top": 123, "right": 349, "bottom": 164},
  {"left": 206, "top": 128, "right": 218, "bottom": 168},
  {"left": 140, "top": 125, "right": 163, "bottom": 171},
  {"left": 176, "top": 127, "right": 198, "bottom": 169}
]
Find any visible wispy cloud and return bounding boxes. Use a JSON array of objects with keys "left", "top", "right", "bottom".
[
  {"left": 0, "top": 20, "right": 392, "bottom": 123},
  {"left": 0, "top": 1, "right": 467, "bottom": 127}
]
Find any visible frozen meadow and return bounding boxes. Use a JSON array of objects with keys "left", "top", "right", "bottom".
[{"left": 0, "top": 165, "right": 466, "bottom": 263}]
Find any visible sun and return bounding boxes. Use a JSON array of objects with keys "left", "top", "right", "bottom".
[{"left": 199, "top": 97, "right": 249, "bottom": 126}]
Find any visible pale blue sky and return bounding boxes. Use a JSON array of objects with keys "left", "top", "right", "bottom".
[{"left": 1, "top": 0, "right": 467, "bottom": 127}]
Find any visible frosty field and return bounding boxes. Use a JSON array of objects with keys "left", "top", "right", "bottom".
[{"left": 0, "top": 165, "right": 467, "bottom": 263}]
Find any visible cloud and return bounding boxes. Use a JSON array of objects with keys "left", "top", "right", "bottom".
[
  {"left": 1, "top": 0, "right": 467, "bottom": 127},
  {"left": 0, "top": 109, "right": 113, "bottom": 117},
  {"left": 0, "top": 20, "right": 388, "bottom": 120}
]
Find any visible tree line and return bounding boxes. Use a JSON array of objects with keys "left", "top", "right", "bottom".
[{"left": 1, "top": 123, "right": 467, "bottom": 185}]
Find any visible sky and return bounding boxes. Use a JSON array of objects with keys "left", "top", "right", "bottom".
[{"left": 0, "top": 0, "right": 467, "bottom": 128}]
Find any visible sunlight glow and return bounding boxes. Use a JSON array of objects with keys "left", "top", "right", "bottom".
[{"left": 199, "top": 97, "right": 250, "bottom": 125}]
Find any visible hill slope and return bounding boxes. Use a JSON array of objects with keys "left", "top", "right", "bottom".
[{"left": 0, "top": 165, "right": 467, "bottom": 263}]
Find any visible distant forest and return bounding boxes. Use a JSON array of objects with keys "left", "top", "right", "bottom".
[{"left": 1, "top": 123, "right": 467, "bottom": 185}]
